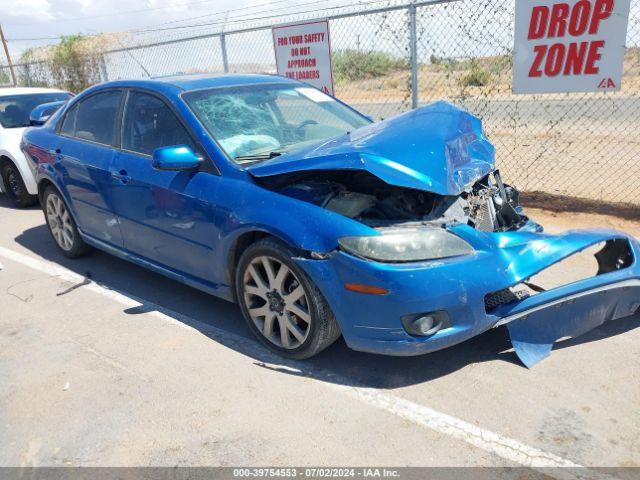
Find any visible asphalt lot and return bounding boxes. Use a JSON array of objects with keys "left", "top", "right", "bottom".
[{"left": 0, "top": 194, "right": 639, "bottom": 473}]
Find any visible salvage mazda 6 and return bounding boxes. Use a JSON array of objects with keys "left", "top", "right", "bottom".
[{"left": 21, "top": 74, "right": 640, "bottom": 367}]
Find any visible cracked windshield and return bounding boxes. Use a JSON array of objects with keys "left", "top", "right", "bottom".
[{"left": 184, "top": 85, "right": 370, "bottom": 162}]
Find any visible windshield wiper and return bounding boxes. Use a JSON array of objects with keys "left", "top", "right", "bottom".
[{"left": 234, "top": 151, "right": 282, "bottom": 161}]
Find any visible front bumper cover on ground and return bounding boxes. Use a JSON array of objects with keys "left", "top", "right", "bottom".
[{"left": 295, "top": 226, "right": 640, "bottom": 367}]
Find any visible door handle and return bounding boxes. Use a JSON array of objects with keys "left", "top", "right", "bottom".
[
  {"left": 111, "top": 169, "right": 131, "bottom": 184},
  {"left": 49, "top": 148, "right": 62, "bottom": 161}
]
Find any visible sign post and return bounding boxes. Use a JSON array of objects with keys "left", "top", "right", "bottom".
[
  {"left": 513, "top": 0, "right": 631, "bottom": 94},
  {"left": 272, "top": 20, "right": 334, "bottom": 95}
]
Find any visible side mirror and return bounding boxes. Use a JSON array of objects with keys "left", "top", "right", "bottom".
[
  {"left": 30, "top": 114, "right": 51, "bottom": 126},
  {"left": 29, "top": 100, "right": 67, "bottom": 126},
  {"left": 152, "top": 145, "right": 202, "bottom": 171}
]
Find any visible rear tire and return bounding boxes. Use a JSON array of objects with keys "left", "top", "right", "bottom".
[
  {"left": 235, "top": 237, "right": 341, "bottom": 359},
  {"left": 1, "top": 161, "right": 37, "bottom": 208},
  {"left": 42, "top": 186, "right": 92, "bottom": 258}
]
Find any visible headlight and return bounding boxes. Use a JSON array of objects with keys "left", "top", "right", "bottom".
[{"left": 338, "top": 228, "right": 474, "bottom": 262}]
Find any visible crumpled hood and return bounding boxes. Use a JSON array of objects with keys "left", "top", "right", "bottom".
[{"left": 247, "top": 101, "right": 495, "bottom": 196}]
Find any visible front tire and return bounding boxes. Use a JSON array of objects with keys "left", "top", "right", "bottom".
[
  {"left": 1, "top": 161, "right": 37, "bottom": 208},
  {"left": 42, "top": 187, "right": 92, "bottom": 258},
  {"left": 236, "top": 238, "right": 341, "bottom": 359}
]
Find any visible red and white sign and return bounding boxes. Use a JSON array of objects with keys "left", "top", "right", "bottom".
[
  {"left": 272, "top": 20, "right": 334, "bottom": 95},
  {"left": 513, "top": 0, "right": 630, "bottom": 94}
]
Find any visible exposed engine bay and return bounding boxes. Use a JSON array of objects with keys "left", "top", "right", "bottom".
[{"left": 258, "top": 169, "right": 528, "bottom": 232}]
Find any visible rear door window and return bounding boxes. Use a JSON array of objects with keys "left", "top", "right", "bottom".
[
  {"left": 67, "top": 90, "right": 123, "bottom": 146},
  {"left": 59, "top": 103, "right": 78, "bottom": 136},
  {"left": 122, "top": 91, "right": 196, "bottom": 156}
]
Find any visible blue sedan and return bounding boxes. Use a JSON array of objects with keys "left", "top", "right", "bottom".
[{"left": 22, "top": 74, "right": 640, "bottom": 366}]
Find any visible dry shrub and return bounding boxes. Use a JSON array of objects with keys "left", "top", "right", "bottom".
[{"left": 20, "top": 33, "right": 125, "bottom": 92}]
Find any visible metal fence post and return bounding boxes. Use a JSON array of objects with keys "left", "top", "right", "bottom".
[
  {"left": 23, "top": 64, "right": 31, "bottom": 86},
  {"left": 99, "top": 55, "right": 109, "bottom": 82},
  {"left": 220, "top": 34, "right": 229, "bottom": 73},
  {"left": 409, "top": 2, "right": 418, "bottom": 109}
]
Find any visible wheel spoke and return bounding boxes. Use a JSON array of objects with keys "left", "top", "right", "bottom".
[
  {"left": 284, "top": 312, "right": 306, "bottom": 343},
  {"left": 261, "top": 257, "right": 277, "bottom": 287},
  {"left": 247, "top": 264, "right": 268, "bottom": 291},
  {"left": 287, "top": 303, "right": 311, "bottom": 324},
  {"left": 278, "top": 316, "right": 292, "bottom": 348},
  {"left": 284, "top": 285, "right": 305, "bottom": 303},
  {"left": 263, "top": 313, "right": 276, "bottom": 338},
  {"left": 62, "top": 229, "right": 73, "bottom": 248},
  {"left": 53, "top": 197, "right": 62, "bottom": 216},
  {"left": 249, "top": 305, "right": 270, "bottom": 318},
  {"left": 272, "top": 263, "right": 290, "bottom": 291},
  {"left": 245, "top": 284, "right": 268, "bottom": 299}
]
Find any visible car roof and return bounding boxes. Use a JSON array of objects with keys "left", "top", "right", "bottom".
[
  {"left": 98, "top": 73, "right": 301, "bottom": 94},
  {"left": 0, "top": 87, "right": 68, "bottom": 96}
]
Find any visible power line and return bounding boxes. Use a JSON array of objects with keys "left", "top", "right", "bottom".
[
  {"left": 4, "top": 0, "right": 267, "bottom": 26},
  {"left": 130, "top": 0, "right": 345, "bottom": 33},
  {"left": 5, "top": 0, "right": 313, "bottom": 41},
  {"left": 129, "top": 0, "right": 305, "bottom": 30},
  {"left": 6, "top": 0, "right": 390, "bottom": 44},
  {"left": 131, "top": 0, "right": 384, "bottom": 33},
  {"left": 5, "top": 35, "right": 61, "bottom": 41}
]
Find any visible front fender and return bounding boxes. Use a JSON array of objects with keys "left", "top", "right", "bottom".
[
  {"left": 215, "top": 177, "right": 375, "bottom": 253},
  {"left": 209, "top": 176, "right": 376, "bottom": 289}
]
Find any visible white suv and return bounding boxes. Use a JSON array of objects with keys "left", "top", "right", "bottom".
[{"left": 0, "top": 87, "right": 71, "bottom": 207}]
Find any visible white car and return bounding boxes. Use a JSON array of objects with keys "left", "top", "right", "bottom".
[{"left": 0, "top": 87, "right": 71, "bottom": 207}]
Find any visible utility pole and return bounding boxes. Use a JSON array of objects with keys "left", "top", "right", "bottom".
[{"left": 0, "top": 23, "right": 17, "bottom": 86}]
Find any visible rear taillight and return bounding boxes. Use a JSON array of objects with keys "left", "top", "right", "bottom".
[{"left": 23, "top": 142, "right": 55, "bottom": 165}]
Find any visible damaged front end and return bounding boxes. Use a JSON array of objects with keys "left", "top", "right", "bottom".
[
  {"left": 258, "top": 168, "right": 530, "bottom": 233},
  {"left": 484, "top": 235, "right": 639, "bottom": 367},
  {"left": 249, "top": 101, "right": 532, "bottom": 234},
  {"left": 248, "top": 102, "right": 640, "bottom": 367}
]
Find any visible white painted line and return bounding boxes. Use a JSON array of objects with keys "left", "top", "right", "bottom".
[{"left": 0, "top": 245, "right": 616, "bottom": 480}]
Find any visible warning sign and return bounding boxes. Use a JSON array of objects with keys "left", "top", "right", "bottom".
[
  {"left": 513, "top": 0, "right": 631, "bottom": 94},
  {"left": 272, "top": 20, "right": 334, "bottom": 95}
]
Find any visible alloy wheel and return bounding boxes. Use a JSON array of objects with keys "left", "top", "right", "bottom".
[
  {"left": 242, "top": 255, "right": 311, "bottom": 349},
  {"left": 46, "top": 193, "right": 75, "bottom": 251}
]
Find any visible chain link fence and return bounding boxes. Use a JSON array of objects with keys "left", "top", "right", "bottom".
[{"left": 1, "top": 0, "right": 639, "bottom": 206}]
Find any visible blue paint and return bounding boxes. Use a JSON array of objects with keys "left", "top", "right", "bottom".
[
  {"left": 248, "top": 101, "right": 495, "bottom": 196},
  {"left": 152, "top": 145, "right": 202, "bottom": 171},
  {"left": 23, "top": 74, "right": 640, "bottom": 366},
  {"left": 29, "top": 100, "right": 68, "bottom": 125}
]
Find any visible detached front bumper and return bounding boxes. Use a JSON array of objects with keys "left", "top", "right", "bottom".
[{"left": 295, "top": 226, "right": 640, "bottom": 367}]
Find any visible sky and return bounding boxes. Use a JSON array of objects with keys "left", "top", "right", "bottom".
[{"left": 0, "top": 0, "right": 307, "bottom": 59}]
